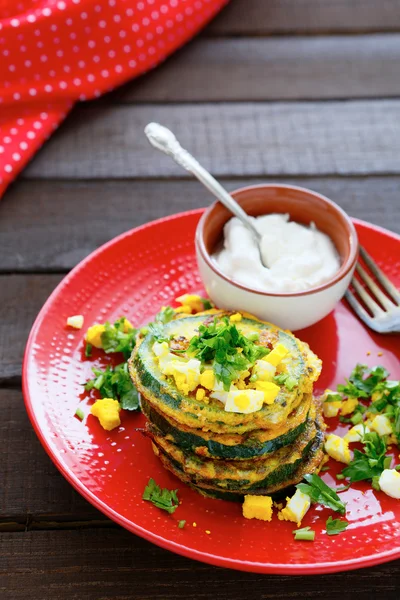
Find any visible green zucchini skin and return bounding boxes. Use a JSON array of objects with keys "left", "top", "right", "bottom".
[
  {"left": 130, "top": 311, "right": 322, "bottom": 434},
  {"left": 150, "top": 405, "right": 320, "bottom": 493},
  {"left": 141, "top": 394, "right": 310, "bottom": 460},
  {"left": 156, "top": 413, "right": 325, "bottom": 502}
]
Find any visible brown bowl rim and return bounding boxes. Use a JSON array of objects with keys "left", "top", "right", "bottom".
[{"left": 196, "top": 183, "right": 359, "bottom": 298}]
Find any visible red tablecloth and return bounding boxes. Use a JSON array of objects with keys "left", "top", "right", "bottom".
[{"left": 0, "top": 0, "right": 228, "bottom": 196}]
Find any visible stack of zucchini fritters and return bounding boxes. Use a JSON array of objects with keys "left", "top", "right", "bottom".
[{"left": 129, "top": 310, "right": 326, "bottom": 501}]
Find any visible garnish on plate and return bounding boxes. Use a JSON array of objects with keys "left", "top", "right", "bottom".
[
  {"left": 187, "top": 317, "right": 270, "bottom": 391},
  {"left": 326, "top": 516, "right": 349, "bottom": 536},
  {"left": 142, "top": 478, "right": 179, "bottom": 514},
  {"left": 292, "top": 526, "right": 315, "bottom": 541},
  {"left": 296, "top": 474, "right": 346, "bottom": 515},
  {"left": 85, "top": 363, "right": 139, "bottom": 411}
]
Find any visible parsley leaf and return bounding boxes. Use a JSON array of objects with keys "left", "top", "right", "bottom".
[
  {"left": 341, "top": 432, "right": 391, "bottom": 483},
  {"left": 188, "top": 318, "right": 269, "bottom": 391},
  {"left": 142, "top": 478, "right": 179, "bottom": 514},
  {"left": 84, "top": 362, "right": 139, "bottom": 411},
  {"left": 147, "top": 306, "right": 176, "bottom": 341},
  {"left": 296, "top": 473, "right": 346, "bottom": 515},
  {"left": 326, "top": 516, "right": 349, "bottom": 536},
  {"left": 100, "top": 317, "right": 137, "bottom": 360},
  {"left": 200, "top": 297, "right": 214, "bottom": 310}
]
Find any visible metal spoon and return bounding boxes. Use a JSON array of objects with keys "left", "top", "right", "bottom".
[{"left": 144, "top": 122, "right": 267, "bottom": 267}]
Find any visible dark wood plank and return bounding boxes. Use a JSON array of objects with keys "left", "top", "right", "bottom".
[
  {"left": 23, "top": 101, "right": 400, "bottom": 179},
  {"left": 1, "top": 529, "right": 399, "bottom": 600},
  {"left": 116, "top": 35, "right": 400, "bottom": 102},
  {"left": 208, "top": 0, "right": 400, "bottom": 35},
  {"left": 0, "top": 275, "right": 62, "bottom": 383},
  {"left": 0, "top": 389, "right": 101, "bottom": 521},
  {"left": 1, "top": 177, "right": 399, "bottom": 273}
]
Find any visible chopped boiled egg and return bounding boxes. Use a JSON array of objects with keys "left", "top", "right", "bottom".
[
  {"left": 152, "top": 341, "right": 201, "bottom": 395},
  {"left": 174, "top": 305, "right": 192, "bottom": 314},
  {"left": 196, "top": 388, "right": 206, "bottom": 401},
  {"left": 162, "top": 358, "right": 201, "bottom": 395},
  {"left": 253, "top": 380, "right": 280, "bottom": 404},
  {"left": 322, "top": 389, "right": 342, "bottom": 418},
  {"left": 370, "top": 414, "right": 393, "bottom": 437},
  {"left": 323, "top": 401, "right": 342, "bottom": 418},
  {"left": 66, "top": 315, "right": 84, "bottom": 329},
  {"left": 86, "top": 324, "right": 106, "bottom": 348},
  {"left": 278, "top": 489, "right": 311, "bottom": 527},
  {"left": 344, "top": 423, "right": 370, "bottom": 443},
  {"left": 229, "top": 312, "right": 242, "bottom": 323},
  {"left": 378, "top": 469, "right": 400, "bottom": 499},
  {"left": 175, "top": 294, "right": 204, "bottom": 313},
  {"left": 91, "top": 398, "right": 121, "bottom": 431},
  {"left": 224, "top": 389, "right": 264, "bottom": 414},
  {"left": 199, "top": 369, "right": 215, "bottom": 390},
  {"left": 152, "top": 341, "right": 169, "bottom": 357},
  {"left": 325, "top": 434, "right": 352, "bottom": 464},
  {"left": 242, "top": 495, "right": 273, "bottom": 521},
  {"left": 340, "top": 397, "right": 359, "bottom": 416},
  {"left": 264, "top": 343, "right": 289, "bottom": 367},
  {"left": 252, "top": 359, "right": 276, "bottom": 382},
  {"left": 122, "top": 318, "right": 134, "bottom": 332}
]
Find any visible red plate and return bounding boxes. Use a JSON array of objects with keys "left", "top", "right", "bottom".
[{"left": 23, "top": 209, "right": 400, "bottom": 575}]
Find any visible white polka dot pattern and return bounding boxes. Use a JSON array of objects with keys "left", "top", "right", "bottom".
[{"left": 0, "top": 0, "right": 229, "bottom": 194}]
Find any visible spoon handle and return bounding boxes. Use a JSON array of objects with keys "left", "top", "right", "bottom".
[{"left": 144, "top": 123, "right": 261, "bottom": 244}]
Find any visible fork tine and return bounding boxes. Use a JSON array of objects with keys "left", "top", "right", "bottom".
[
  {"left": 356, "top": 263, "right": 396, "bottom": 311},
  {"left": 360, "top": 246, "right": 400, "bottom": 304},
  {"left": 345, "top": 289, "right": 377, "bottom": 329},
  {"left": 351, "top": 277, "right": 385, "bottom": 316}
]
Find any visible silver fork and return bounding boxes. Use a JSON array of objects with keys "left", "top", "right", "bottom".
[{"left": 345, "top": 246, "right": 400, "bottom": 333}]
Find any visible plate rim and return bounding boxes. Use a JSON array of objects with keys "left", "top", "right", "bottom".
[{"left": 22, "top": 209, "right": 400, "bottom": 575}]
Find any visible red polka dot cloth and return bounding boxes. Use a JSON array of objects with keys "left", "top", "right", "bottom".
[{"left": 0, "top": 0, "right": 228, "bottom": 196}]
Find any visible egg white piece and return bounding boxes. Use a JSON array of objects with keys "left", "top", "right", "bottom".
[
  {"left": 370, "top": 414, "right": 393, "bottom": 437},
  {"left": 379, "top": 469, "right": 400, "bottom": 499}
]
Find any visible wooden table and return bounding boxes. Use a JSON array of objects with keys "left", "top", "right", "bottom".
[{"left": 1, "top": 1, "right": 400, "bottom": 597}]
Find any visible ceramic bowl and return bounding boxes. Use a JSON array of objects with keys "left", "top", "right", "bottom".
[{"left": 195, "top": 184, "right": 358, "bottom": 330}]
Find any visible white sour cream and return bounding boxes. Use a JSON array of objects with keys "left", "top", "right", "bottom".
[{"left": 212, "top": 214, "right": 340, "bottom": 293}]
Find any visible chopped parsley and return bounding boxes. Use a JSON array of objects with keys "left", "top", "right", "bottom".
[
  {"left": 296, "top": 473, "right": 346, "bottom": 515},
  {"left": 84, "top": 362, "right": 139, "bottom": 410},
  {"left": 100, "top": 317, "right": 137, "bottom": 360},
  {"left": 142, "top": 478, "right": 179, "bottom": 514},
  {"left": 147, "top": 306, "right": 176, "bottom": 341},
  {"left": 337, "top": 364, "right": 390, "bottom": 399},
  {"left": 341, "top": 432, "right": 392, "bottom": 483},
  {"left": 200, "top": 297, "right": 214, "bottom": 310},
  {"left": 85, "top": 343, "right": 93, "bottom": 358},
  {"left": 324, "top": 392, "right": 343, "bottom": 403},
  {"left": 325, "top": 516, "right": 349, "bottom": 536},
  {"left": 187, "top": 318, "right": 269, "bottom": 391},
  {"left": 178, "top": 520, "right": 186, "bottom": 529},
  {"left": 293, "top": 526, "right": 315, "bottom": 541}
]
